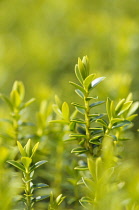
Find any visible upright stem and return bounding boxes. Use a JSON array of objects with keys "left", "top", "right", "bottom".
[
  {"left": 24, "top": 171, "right": 32, "bottom": 210},
  {"left": 12, "top": 109, "right": 20, "bottom": 144},
  {"left": 84, "top": 92, "right": 93, "bottom": 154}
]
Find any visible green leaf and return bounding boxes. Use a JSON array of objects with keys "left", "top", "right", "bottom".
[
  {"left": 83, "top": 74, "right": 96, "bottom": 91},
  {"left": 69, "top": 121, "right": 76, "bottom": 131},
  {"left": 110, "top": 100, "right": 115, "bottom": 118},
  {"left": 30, "top": 160, "right": 47, "bottom": 172},
  {"left": 77, "top": 126, "right": 86, "bottom": 134},
  {"left": 79, "top": 197, "right": 93, "bottom": 207},
  {"left": 10, "top": 90, "right": 21, "bottom": 107},
  {"left": 75, "top": 106, "right": 85, "bottom": 115},
  {"left": 35, "top": 195, "right": 50, "bottom": 202},
  {"left": 21, "top": 157, "right": 32, "bottom": 169},
  {"left": 87, "top": 157, "right": 96, "bottom": 178},
  {"left": 17, "top": 141, "right": 26, "bottom": 156},
  {"left": 70, "top": 133, "right": 86, "bottom": 138},
  {"left": 96, "top": 119, "right": 108, "bottom": 128},
  {"left": 90, "top": 77, "right": 106, "bottom": 90},
  {"left": 24, "top": 139, "right": 32, "bottom": 157},
  {"left": 90, "top": 114, "right": 105, "bottom": 122},
  {"left": 82, "top": 177, "right": 95, "bottom": 193},
  {"left": 118, "top": 138, "right": 130, "bottom": 141},
  {"left": 106, "top": 97, "right": 112, "bottom": 120},
  {"left": 69, "top": 81, "right": 85, "bottom": 93},
  {"left": 126, "top": 114, "right": 138, "bottom": 121},
  {"left": 54, "top": 95, "right": 61, "bottom": 108},
  {"left": 78, "top": 57, "right": 86, "bottom": 79},
  {"left": 90, "top": 127, "right": 103, "bottom": 135},
  {"left": 89, "top": 135, "right": 102, "bottom": 145},
  {"left": 74, "top": 166, "right": 88, "bottom": 170},
  {"left": 62, "top": 102, "right": 69, "bottom": 120},
  {"left": 56, "top": 194, "right": 66, "bottom": 205},
  {"left": 31, "top": 142, "right": 39, "bottom": 158},
  {"left": 32, "top": 183, "right": 49, "bottom": 189},
  {"left": 24, "top": 98, "right": 36, "bottom": 108},
  {"left": 71, "top": 102, "right": 85, "bottom": 109},
  {"left": 111, "top": 118, "right": 124, "bottom": 125},
  {"left": 71, "top": 147, "right": 87, "bottom": 154},
  {"left": 75, "top": 64, "right": 83, "bottom": 84},
  {"left": 117, "top": 101, "right": 133, "bottom": 116},
  {"left": 0, "top": 94, "right": 13, "bottom": 110},
  {"left": 127, "top": 102, "right": 139, "bottom": 116},
  {"left": 49, "top": 120, "right": 69, "bottom": 124},
  {"left": 112, "top": 120, "right": 131, "bottom": 129},
  {"left": 85, "top": 97, "right": 95, "bottom": 101},
  {"left": 90, "top": 101, "right": 105, "bottom": 108},
  {"left": 7, "top": 160, "right": 25, "bottom": 172},
  {"left": 75, "top": 89, "right": 84, "bottom": 99},
  {"left": 125, "top": 92, "right": 133, "bottom": 102},
  {"left": 115, "top": 99, "right": 125, "bottom": 114},
  {"left": 63, "top": 138, "right": 77, "bottom": 142},
  {"left": 52, "top": 104, "right": 63, "bottom": 118},
  {"left": 82, "top": 56, "right": 89, "bottom": 76},
  {"left": 71, "top": 119, "right": 86, "bottom": 124},
  {"left": 12, "top": 81, "right": 25, "bottom": 101}
]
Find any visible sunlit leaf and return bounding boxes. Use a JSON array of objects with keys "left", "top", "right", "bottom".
[
  {"left": 62, "top": 102, "right": 69, "bottom": 120},
  {"left": 75, "top": 64, "right": 83, "bottom": 84},
  {"left": 90, "top": 77, "right": 106, "bottom": 90}
]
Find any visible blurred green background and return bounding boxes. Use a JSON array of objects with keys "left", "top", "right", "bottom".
[
  {"left": 0, "top": 0, "right": 139, "bottom": 102},
  {"left": 0, "top": 1, "right": 139, "bottom": 209}
]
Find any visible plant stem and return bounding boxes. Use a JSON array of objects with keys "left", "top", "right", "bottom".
[
  {"left": 25, "top": 171, "right": 32, "bottom": 210},
  {"left": 84, "top": 92, "right": 93, "bottom": 154}
]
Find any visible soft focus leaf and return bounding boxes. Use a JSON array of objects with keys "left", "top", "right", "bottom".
[{"left": 7, "top": 160, "right": 25, "bottom": 172}]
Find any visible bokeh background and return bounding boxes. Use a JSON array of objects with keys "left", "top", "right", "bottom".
[
  {"left": 0, "top": 0, "right": 139, "bottom": 101},
  {"left": 0, "top": 1, "right": 139, "bottom": 209}
]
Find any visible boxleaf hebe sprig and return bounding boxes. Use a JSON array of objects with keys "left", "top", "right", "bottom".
[
  {"left": 64, "top": 56, "right": 138, "bottom": 157},
  {"left": 7, "top": 139, "right": 49, "bottom": 210},
  {"left": 0, "top": 81, "right": 35, "bottom": 144},
  {"left": 68, "top": 56, "right": 106, "bottom": 156},
  {"left": 51, "top": 56, "right": 138, "bottom": 209}
]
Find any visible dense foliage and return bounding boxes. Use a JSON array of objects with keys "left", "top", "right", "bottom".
[{"left": 0, "top": 56, "right": 139, "bottom": 210}]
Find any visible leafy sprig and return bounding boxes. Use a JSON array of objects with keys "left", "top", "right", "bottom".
[{"left": 7, "top": 139, "right": 49, "bottom": 210}]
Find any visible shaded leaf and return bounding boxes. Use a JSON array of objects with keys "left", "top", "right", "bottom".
[
  {"left": 90, "top": 101, "right": 105, "bottom": 108},
  {"left": 112, "top": 120, "right": 131, "bottom": 129},
  {"left": 30, "top": 160, "right": 47, "bottom": 172},
  {"left": 69, "top": 81, "right": 85, "bottom": 93},
  {"left": 75, "top": 106, "right": 85, "bottom": 115},
  {"left": 32, "top": 183, "right": 49, "bottom": 189},
  {"left": 35, "top": 195, "right": 50, "bottom": 202},
  {"left": 71, "top": 147, "right": 87, "bottom": 154},
  {"left": 7, "top": 160, "right": 25, "bottom": 172},
  {"left": 75, "top": 89, "right": 84, "bottom": 99}
]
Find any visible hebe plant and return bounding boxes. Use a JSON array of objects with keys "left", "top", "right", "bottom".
[
  {"left": 7, "top": 139, "right": 48, "bottom": 210},
  {"left": 1, "top": 56, "right": 138, "bottom": 209},
  {"left": 0, "top": 81, "right": 35, "bottom": 144},
  {"left": 52, "top": 56, "right": 138, "bottom": 209}
]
